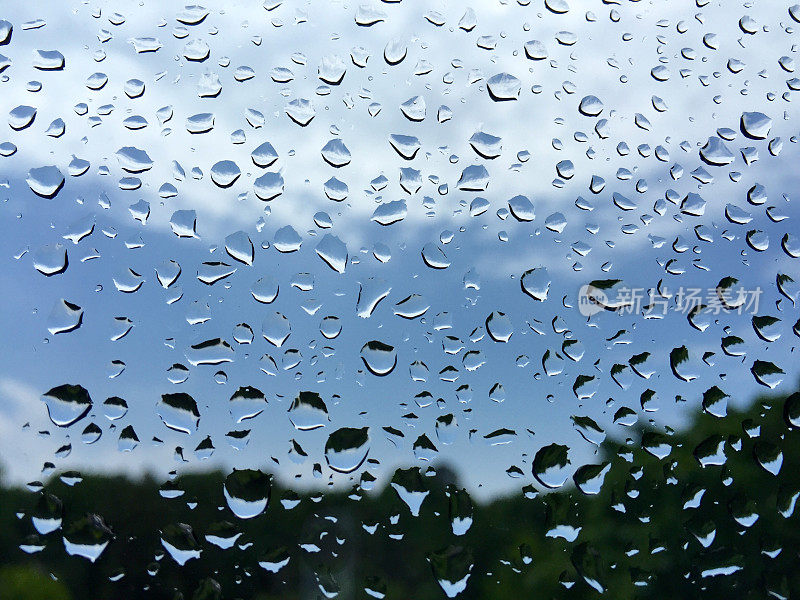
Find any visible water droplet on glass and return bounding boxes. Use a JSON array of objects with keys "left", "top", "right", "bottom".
[
  {"left": 325, "top": 427, "right": 369, "bottom": 473},
  {"left": 360, "top": 341, "right": 397, "bottom": 376},
  {"left": 223, "top": 469, "right": 271, "bottom": 519},
  {"left": 41, "top": 384, "right": 92, "bottom": 427}
]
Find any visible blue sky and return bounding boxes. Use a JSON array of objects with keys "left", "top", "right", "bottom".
[{"left": 0, "top": 0, "right": 799, "bottom": 501}]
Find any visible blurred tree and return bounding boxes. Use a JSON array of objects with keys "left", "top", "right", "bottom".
[
  {"left": 0, "top": 387, "right": 797, "bottom": 599},
  {"left": 0, "top": 564, "right": 71, "bottom": 600}
]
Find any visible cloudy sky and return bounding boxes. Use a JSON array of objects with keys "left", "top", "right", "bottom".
[{"left": 0, "top": 0, "right": 798, "bottom": 500}]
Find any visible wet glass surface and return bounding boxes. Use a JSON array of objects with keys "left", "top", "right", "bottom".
[{"left": 1, "top": 1, "right": 800, "bottom": 598}]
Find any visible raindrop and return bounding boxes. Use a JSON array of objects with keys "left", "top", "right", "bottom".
[
  {"left": 230, "top": 386, "right": 266, "bottom": 423},
  {"left": 384, "top": 39, "right": 407, "bottom": 65},
  {"left": 251, "top": 141, "right": 278, "bottom": 167},
  {"left": 285, "top": 98, "right": 315, "bottom": 126},
  {"left": 485, "top": 312, "right": 513, "bottom": 342},
  {"left": 391, "top": 467, "right": 429, "bottom": 516},
  {"left": 316, "top": 234, "right": 348, "bottom": 273},
  {"left": 210, "top": 160, "right": 241, "bottom": 187},
  {"left": 320, "top": 138, "right": 351, "bottom": 167},
  {"left": 160, "top": 523, "right": 201, "bottom": 565},
  {"left": 262, "top": 312, "right": 291, "bottom": 347},
  {"left": 223, "top": 469, "right": 271, "bottom": 519},
  {"left": 361, "top": 341, "right": 397, "bottom": 376},
  {"left": 428, "top": 546, "right": 473, "bottom": 598},
  {"left": 487, "top": 73, "right": 520, "bottom": 100},
  {"left": 157, "top": 393, "right": 200, "bottom": 434},
  {"left": 41, "top": 384, "right": 92, "bottom": 427},
  {"left": 740, "top": 111, "right": 772, "bottom": 139},
  {"left": 532, "top": 443, "right": 570, "bottom": 489},
  {"left": 63, "top": 515, "right": 112, "bottom": 563},
  {"left": 578, "top": 95, "right": 603, "bottom": 116},
  {"left": 325, "top": 427, "right": 370, "bottom": 473},
  {"left": 400, "top": 96, "right": 426, "bottom": 121},
  {"left": 46, "top": 299, "right": 83, "bottom": 334},
  {"left": 26, "top": 166, "right": 65, "bottom": 198}
]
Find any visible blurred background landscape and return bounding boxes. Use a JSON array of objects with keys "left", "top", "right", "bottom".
[{"left": 2, "top": 385, "right": 798, "bottom": 599}]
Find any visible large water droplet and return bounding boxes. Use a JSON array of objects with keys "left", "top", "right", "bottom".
[
  {"left": 361, "top": 341, "right": 397, "bottom": 376},
  {"left": 46, "top": 299, "right": 83, "bottom": 334},
  {"left": 160, "top": 523, "right": 201, "bottom": 565},
  {"left": 740, "top": 111, "right": 772, "bottom": 139},
  {"left": 428, "top": 545, "right": 474, "bottom": 598},
  {"left": 42, "top": 384, "right": 92, "bottom": 427},
  {"left": 487, "top": 73, "right": 520, "bottom": 100},
  {"left": 157, "top": 393, "right": 200, "bottom": 434},
  {"left": 223, "top": 469, "right": 271, "bottom": 519},
  {"left": 325, "top": 427, "right": 370, "bottom": 473},
  {"left": 26, "top": 166, "right": 64, "bottom": 198},
  {"left": 63, "top": 515, "right": 112, "bottom": 563},
  {"left": 229, "top": 386, "right": 266, "bottom": 423},
  {"left": 532, "top": 443, "right": 570, "bottom": 489}
]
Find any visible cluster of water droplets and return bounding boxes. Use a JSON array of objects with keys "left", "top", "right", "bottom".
[{"left": 2, "top": 0, "right": 800, "bottom": 597}]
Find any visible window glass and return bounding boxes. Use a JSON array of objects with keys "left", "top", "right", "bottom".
[{"left": 1, "top": 2, "right": 799, "bottom": 598}]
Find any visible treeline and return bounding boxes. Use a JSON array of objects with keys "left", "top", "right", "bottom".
[{"left": 1, "top": 387, "right": 798, "bottom": 600}]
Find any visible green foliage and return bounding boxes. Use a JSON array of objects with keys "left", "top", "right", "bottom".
[
  {"left": 0, "top": 387, "right": 798, "bottom": 599},
  {"left": 0, "top": 565, "right": 71, "bottom": 600}
]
